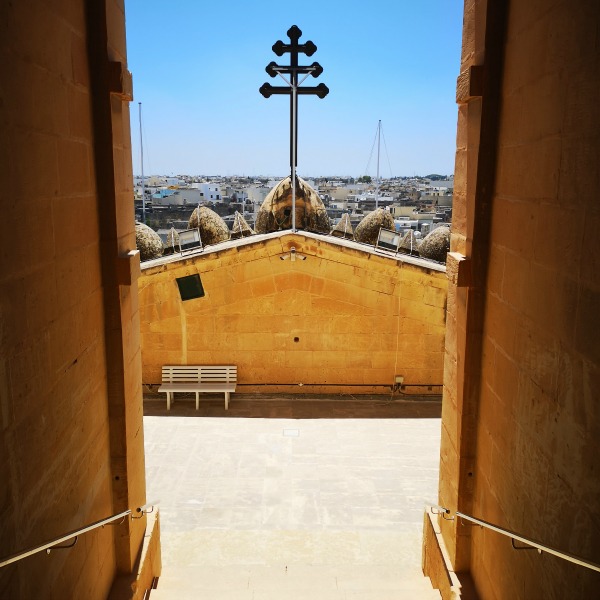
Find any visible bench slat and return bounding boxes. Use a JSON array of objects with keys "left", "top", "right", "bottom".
[{"left": 158, "top": 384, "right": 236, "bottom": 392}]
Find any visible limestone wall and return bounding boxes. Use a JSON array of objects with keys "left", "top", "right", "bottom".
[
  {"left": 138, "top": 233, "right": 447, "bottom": 395},
  {"left": 434, "top": 0, "right": 600, "bottom": 598},
  {"left": 0, "top": 1, "right": 148, "bottom": 598},
  {"left": 472, "top": 0, "right": 600, "bottom": 596}
]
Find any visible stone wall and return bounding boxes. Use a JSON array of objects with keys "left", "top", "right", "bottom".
[
  {"left": 433, "top": 0, "right": 600, "bottom": 598},
  {"left": 0, "top": 1, "right": 150, "bottom": 597},
  {"left": 138, "top": 233, "right": 447, "bottom": 395}
]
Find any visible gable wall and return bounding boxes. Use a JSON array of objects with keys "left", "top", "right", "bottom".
[{"left": 139, "top": 234, "right": 447, "bottom": 395}]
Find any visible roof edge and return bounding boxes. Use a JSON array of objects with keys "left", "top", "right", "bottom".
[{"left": 140, "top": 229, "right": 447, "bottom": 274}]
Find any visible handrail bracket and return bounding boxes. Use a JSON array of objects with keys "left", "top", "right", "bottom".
[
  {"left": 512, "top": 538, "right": 542, "bottom": 553},
  {"left": 47, "top": 536, "right": 78, "bottom": 554}
]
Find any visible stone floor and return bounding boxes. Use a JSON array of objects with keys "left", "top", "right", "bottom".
[{"left": 144, "top": 396, "right": 442, "bottom": 599}]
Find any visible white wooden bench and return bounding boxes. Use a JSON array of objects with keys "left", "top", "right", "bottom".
[{"left": 158, "top": 365, "right": 237, "bottom": 410}]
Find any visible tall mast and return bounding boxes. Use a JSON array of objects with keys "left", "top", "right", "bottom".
[
  {"left": 375, "top": 119, "right": 381, "bottom": 210},
  {"left": 139, "top": 102, "right": 146, "bottom": 224}
]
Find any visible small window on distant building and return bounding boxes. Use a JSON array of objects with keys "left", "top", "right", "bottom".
[{"left": 176, "top": 274, "right": 205, "bottom": 301}]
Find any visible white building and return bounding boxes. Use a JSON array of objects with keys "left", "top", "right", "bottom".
[
  {"left": 196, "top": 183, "right": 222, "bottom": 201},
  {"left": 247, "top": 186, "right": 270, "bottom": 204}
]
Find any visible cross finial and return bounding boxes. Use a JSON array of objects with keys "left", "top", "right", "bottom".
[{"left": 259, "top": 26, "right": 328, "bottom": 231}]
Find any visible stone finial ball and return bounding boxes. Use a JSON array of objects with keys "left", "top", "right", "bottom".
[
  {"left": 354, "top": 208, "right": 395, "bottom": 245},
  {"left": 255, "top": 176, "right": 330, "bottom": 234},
  {"left": 188, "top": 206, "right": 230, "bottom": 246},
  {"left": 135, "top": 222, "right": 164, "bottom": 261},
  {"left": 418, "top": 226, "right": 450, "bottom": 262}
]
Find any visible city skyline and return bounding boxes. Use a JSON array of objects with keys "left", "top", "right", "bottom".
[{"left": 126, "top": 0, "right": 464, "bottom": 177}]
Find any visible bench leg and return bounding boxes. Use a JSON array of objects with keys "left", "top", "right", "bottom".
[
  {"left": 225, "top": 391, "right": 230, "bottom": 411},
  {"left": 195, "top": 392, "right": 199, "bottom": 410},
  {"left": 167, "top": 392, "right": 171, "bottom": 411}
]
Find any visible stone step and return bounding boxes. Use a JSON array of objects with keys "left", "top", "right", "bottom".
[{"left": 149, "top": 565, "right": 440, "bottom": 600}]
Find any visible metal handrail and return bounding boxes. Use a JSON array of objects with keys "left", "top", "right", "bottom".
[
  {"left": 431, "top": 505, "right": 600, "bottom": 574},
  {"left": 1, "top": 508, "right": 134, "bottom": 569}
]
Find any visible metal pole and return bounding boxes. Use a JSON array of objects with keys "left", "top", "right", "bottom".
[
  {"left": 375, "top": 119, "right": 381, "bottom": 210},
  {"left": 139, "top": 102, "right": 146, "bottom": 224},
  {"left": 291, "top": 80, "right": 297, "bottom": 232},
  {"left": 290, "top": 43, "right": 299, "bottom": 233},
  {"left": 261, "top": 26, "right": 328, "bottom": 234}
]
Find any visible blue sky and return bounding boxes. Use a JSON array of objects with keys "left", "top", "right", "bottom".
[{"left": 125, "top": 0, "right": 464, "bottom": 178}]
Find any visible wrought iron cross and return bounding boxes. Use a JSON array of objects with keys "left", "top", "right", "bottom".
[{"left": 260, "top": 25, "right": 329, "bottom": 231}]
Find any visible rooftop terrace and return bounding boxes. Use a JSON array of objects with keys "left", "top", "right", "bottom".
[{"left": 144, "top": 395, "right": 442, "bottom": 599}]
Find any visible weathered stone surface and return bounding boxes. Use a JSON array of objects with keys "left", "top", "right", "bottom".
[
  {"left": 188, "top": 206, "right": 230, "bottom": 246},
  {"left": 331, "top": 213, "right": 354, "bottom": 239},
  {"left": 230, "top": 211, "right": 254, "bottom": 240},
  {"left": 354, "top": 209, "right": 395, "bottom": 245},
  {"left": 399, "top": 230, "right": 420, "bottom": 255},
  {"left": 3, "top": 4, "right": 151, "bottom": 598},
  {"left": 136, "top": 222, "right": 164, "bottom": 261},
  {"left": 255, "top": 176, "right": 330, "bottom": 234},
  {"left": 419, "top": 226, "right": 450, "bottom": 263}
]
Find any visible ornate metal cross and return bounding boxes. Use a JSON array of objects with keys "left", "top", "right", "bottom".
[{"left": 260, "top": 25, "right": 329, "bottom": 231}]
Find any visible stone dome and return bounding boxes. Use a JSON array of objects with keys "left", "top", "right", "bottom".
[
  {"left": 354, "top": 208, "right": 395, "bottom": 245},
  {"left": 330, "top": 213, "right": 354, "bottom": 240},
  {"left": 230, "top": 211, "right": 254, "bottom": 240},
  {"left": 188, "top": 206, "right": 230, "bottom": 246},
  {"left": 255, "top": 176, "right": 330, "bottom": 234},
  {"left": 135, "top": 222, "right": 164, "bottom": 261},
  {"left": 418, "top": 226, "right": 450, "bottom": 262}
]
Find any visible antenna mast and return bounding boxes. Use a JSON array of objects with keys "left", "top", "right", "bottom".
[
  {"left": 375, "top": 119, "right": 381, "bottom": 210},
  {"left": 139, "top": 102, "right": 146, "bottom": 224}
]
